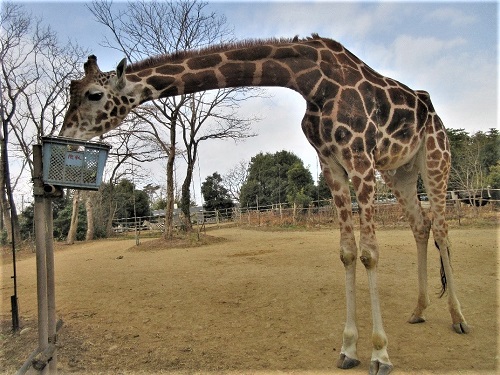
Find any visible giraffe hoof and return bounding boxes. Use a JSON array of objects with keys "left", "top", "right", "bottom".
[
  {"left": 337, "top": 353, "right": 360, "bottom": 369},
  {"left": 452, "top": 322, "right": 470, "bottom": 334},
  {"left": 408, "top": 314, "right": 426, "bottom": 324},
  {"left": 369, "top": 360, "right": 393, "bottom": 375}
]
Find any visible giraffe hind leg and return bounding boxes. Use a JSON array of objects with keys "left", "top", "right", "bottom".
[
  {"left": 430, "top": 231, "right": 469, "bottom": 333},
  {"left": 380, "top": 164, "right": 431, "bottom": 325},
  {"left": 421, "top": 128, "right": 469, "bottom": 333},
  {"left": 431, "top": 234, "right": 469, "bottom": 333},
  {"left": 320, "top": 161, "right": 361, "bottom": 370}
]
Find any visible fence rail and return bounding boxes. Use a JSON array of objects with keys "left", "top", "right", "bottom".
[{"left": 112, "top": 190, "right": 500, "bottom": 233}]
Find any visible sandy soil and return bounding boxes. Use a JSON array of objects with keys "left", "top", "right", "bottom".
[{"left": 1, "top": 226, "right": 498, "bottom": 374}]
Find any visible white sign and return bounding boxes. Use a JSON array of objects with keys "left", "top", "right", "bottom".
[{"left": 65, "top": 151, "right": 84, "bottom": 167}]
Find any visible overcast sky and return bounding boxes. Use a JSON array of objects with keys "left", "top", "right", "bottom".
[{"left": 15, "top": 1, "right": 499, "bottom": 205}]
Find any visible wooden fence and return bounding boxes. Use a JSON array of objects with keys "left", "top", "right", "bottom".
[{"left": 112, "top": 191, "right": 499, "bottom": 234}]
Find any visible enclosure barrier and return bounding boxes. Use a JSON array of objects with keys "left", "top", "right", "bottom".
[
  {"left": 112, "top": 190, "right": 499, "bottom": 234},
  {"left": 17, "top": 138, "right": 110, "bottom": 375}
]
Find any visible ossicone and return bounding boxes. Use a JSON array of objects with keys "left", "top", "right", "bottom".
[{"left": 84, "top": 55, "right": 101, "bottom": 76}]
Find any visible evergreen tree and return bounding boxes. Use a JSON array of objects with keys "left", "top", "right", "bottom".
[
  {"left": 53, "top": 200, "right": 87, "bottom": 241},
  {"left": 286, "top": 162, "right": 315, "bottom": 207},
  {"left": 240, "top": 151, "right": 315, "bottom": 208},
  {"left": 113, "top": 179, "right": 150, "bottom": 219},
  {"left": 201, "top": 172, "right": 234, "bottom": 213},
  {"left": 476, "top": 128, "right": 499, "bottom": 173}
]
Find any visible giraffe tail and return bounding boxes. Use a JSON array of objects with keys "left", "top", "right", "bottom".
[{"left": 434, "top": 240, "right": 448, "bottom": 298}]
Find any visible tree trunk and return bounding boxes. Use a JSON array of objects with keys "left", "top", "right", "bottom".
[
  {"left": 180, "top": 162, "right": 194, "bottom": 232},
  {"left": 104, "top": 183, "right": 117, "bottom": 237},
  {"left": 106, "top": 201, "right": 117, "bottom": 237},
  {"left": 0, "top": 195, "right": 21, "bottom": 245},
  {"left": 85, "top": 192, "right": 94, "bottom": 241},
  {"left": 164, "top": 120, "right": 177, "bottom": 240},
  {"left": 292, "top": 202, "right": 297, "bottom": 224},
  {"left": 1, "top": 191, "right": 13, "bottom": 243},
  {"left": 67, "top": 190, "right": 80, "bottom": 244},
  {"left": 0, "top": 128, "right": 21, "bottom": 245},
  {"left": 164, "top": 147, "right": 175, "bottom": 239}
]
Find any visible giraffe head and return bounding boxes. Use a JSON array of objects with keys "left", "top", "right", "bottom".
[{"left": 59, "top": 55, "right": 135, "bottom": 140}]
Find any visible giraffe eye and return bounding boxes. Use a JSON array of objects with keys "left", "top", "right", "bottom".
[{"left": 86, "top": 91, "right": 104, "bottom": 101}]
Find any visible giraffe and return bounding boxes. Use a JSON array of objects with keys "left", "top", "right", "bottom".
[{"left": 59, "top": 34, "right": 469, "bottom": 374}]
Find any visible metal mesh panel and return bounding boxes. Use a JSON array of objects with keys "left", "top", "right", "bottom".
[
  {"left": 47, "top": 144, "right": 66, "bottom": 182},
  {"left": 82, "top": 149, "right": 99, "bottom": 183}
]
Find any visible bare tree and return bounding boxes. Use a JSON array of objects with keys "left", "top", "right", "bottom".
[
  {"left": 178, "top": 91, "right": 257, "bottom": 227},
  {"left": 449, "top": 140, "right": 489, "bottom": 213},
  {"left": 84, "top": 192, "right": 94, "bottom": 241},
  {"left": 88, "top": 0, "right": 261, "bottom": 233},
  {"left": 66, "top": 190, "right": 80, "bottom": 244},
  {"left": 223, "top": 160, "right": 249, "bottom": 203},
  {"left": 1, "top": 3, "right": 86, "bottom": 243},
  {"left": 80, "top": 118, "right": 165, "bottom": 238},
  {"left": 125, "top": 100, "right": 186, "bottom": 238}
]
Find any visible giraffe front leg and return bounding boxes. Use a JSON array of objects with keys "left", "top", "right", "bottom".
[
  {"left": 321, "top": 161, "right": 361, "bottom": 370},
  {"left": 361, "top": 244, "right": 393, "bottom": 375},
  {"left": 354, "top": 169, "right": 393, "bottom": 375}
]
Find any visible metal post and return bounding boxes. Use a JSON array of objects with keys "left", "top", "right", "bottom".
[
  {"left": 33, "top": 145, "right": 49, "bottom": 374},
  {"left": 22, "top": 135, "right": 113, "bottom": 374},
  {"left": 9, "top": 193, "right": 19, "bottom": 331},
  {"left": 33, "top": 144, "right": 61, "bottom": 374},
  {"left": 45, "top": 196, "right": 57, "bottom": 374}
]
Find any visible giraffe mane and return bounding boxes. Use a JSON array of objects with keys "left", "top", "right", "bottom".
[{"left": 125, "top": 34, "right": 322, "bottom": 73}]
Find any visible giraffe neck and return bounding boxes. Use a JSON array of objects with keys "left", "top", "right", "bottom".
[{"left": 124, "top": 37, "right": 346, "bottom": 105}]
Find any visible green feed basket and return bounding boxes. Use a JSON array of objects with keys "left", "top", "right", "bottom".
[{"left": 41, "top": 136, "right": 111, "bottom": 190}]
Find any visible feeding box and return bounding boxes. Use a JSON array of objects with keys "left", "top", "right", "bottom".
[{"left": 41, "top": 136, "right": 111, "bottom": 190}]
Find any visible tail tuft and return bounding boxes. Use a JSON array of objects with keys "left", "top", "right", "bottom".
[{"left": 435, "top": 240, "right": 448, "bottom": 298}]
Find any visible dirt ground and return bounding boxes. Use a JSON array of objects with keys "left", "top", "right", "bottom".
[{"left": 1, "top": 226, "right": 498, "bottom": 375}]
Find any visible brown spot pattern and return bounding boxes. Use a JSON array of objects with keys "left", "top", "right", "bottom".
[{"left": 61, "top": 38, "right": 452, "bottom": 278}]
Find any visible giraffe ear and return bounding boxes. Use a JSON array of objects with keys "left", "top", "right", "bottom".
[{"left": 116, "top": 58, "right": 127, "bottom": 90}]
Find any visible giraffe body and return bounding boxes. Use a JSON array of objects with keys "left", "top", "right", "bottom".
[{"left": 60, "top": 35, "right": 468, "bottom": 374}]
